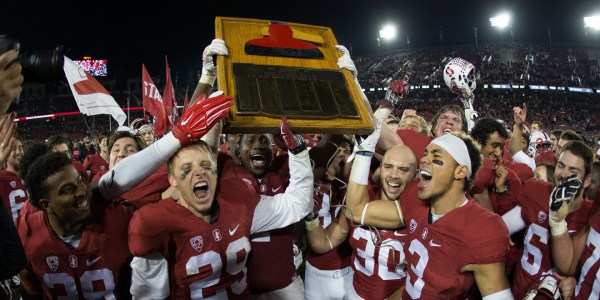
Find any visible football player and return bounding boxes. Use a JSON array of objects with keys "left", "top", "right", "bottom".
[
  {"left": 346, "top": 125, "right": 513, "bottom": 299},
  {"left": 0, "top": 136, "right": 27, "bottom": 222},
  {"left": 128, "top": 117, "right": 314, "bottom": 299},
  {"left": 17, "top": 93, "right": 232, "bottom": 299}
]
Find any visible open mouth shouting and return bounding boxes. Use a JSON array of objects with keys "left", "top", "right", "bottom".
[
  {"left": 193, "top": 181, "right": 210, "bottom": 203},
  {"left": 250, "top": 153, "right": 267, "bottom": 168},
  {"left": 419, "top": 170, "right": 432, "bottom": 188}
]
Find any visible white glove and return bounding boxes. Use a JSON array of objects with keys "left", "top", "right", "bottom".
[
  {"left": 335, "top": 45, "right": 357, "bottom": 78},
  {"left": 465, "top": 108, "right": 478, "bottom": 132},
  {"left": 293, "top": 243, "right": 303, "bottom": 270},
  {"left": 348, "top": 119, "right": 382, "bottom": 162},
  {"left": 200, "top": 39, "right": 228, "bottom": 85}
]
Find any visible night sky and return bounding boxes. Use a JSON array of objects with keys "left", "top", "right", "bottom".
[{"left": 1, "top": 0, "right": 599, "bottom": 84}]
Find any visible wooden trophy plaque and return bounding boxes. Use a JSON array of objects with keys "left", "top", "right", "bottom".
[{"left": 215, "top": 16, "right": 374, "bottom": 134}]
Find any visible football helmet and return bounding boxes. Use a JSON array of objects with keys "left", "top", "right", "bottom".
[{"left": 443, "top": 58, "right": 476, "bottom": 99}]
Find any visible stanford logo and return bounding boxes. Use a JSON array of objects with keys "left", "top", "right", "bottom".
[
  {"left": 9, "top": 181, "right": 16, "bottom": 189},
  {"left": 69, "top": 255, "right": 78, "bottom": 268},
  {"left": 46, "top": 256, "right": 59, "bottom": 272},
  {"left": 538, "top": 211, "right": 548, "bottom": 224},
  {"left": 409, "top": 219, "right": 417, "bottom": 233},
  {"left": 213, "top": 229, "right": 222, "bottom": 241},
  {"left": 421, "top": 227, "right": 429, "bottom": 240},
  {"left": 190, "top": 236, "right": 204, "bottom": 252},
  {"left": 260, "top": 184, "right": 267, "bottom": 193}
]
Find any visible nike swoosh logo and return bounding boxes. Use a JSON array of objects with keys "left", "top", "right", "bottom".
[
  {"left": 181, "top": 113, "right": 194, "bottom": 126},
  {"left": 86, "top": 257, "right": 101, "bottom": 266},
  {"left": 428, "top": 240, "right": 441, "bottom": 247},
  {"left": 393, "top": 231, "right": 407, "bottom": 236},
  {"left": 272, "top": 186, "right": 282, "bottom": 193},
  {"left": 229, "top": 224, "right": 240, "bottom": 236}
]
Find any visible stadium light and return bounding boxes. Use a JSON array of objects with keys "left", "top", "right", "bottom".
[
  {"left": 490, "top": 13, "right": 511, "bottom": 29},
  {"left": 379, "top": 25, "right": 397, "bottom": 41},
  {"left": 584, "top": 16, "right": 600, "bottom": 29}
]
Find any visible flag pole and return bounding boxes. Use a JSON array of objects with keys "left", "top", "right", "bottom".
[{"left": 127, "top": 88, "right": 131, "bottom": 126}]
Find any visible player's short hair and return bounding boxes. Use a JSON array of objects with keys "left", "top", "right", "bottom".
[
  {"left": 562, "top": 140, "right": 593, "bottom": 177},
  {"left": 430, "top": 104, "right": 467, "bottom": 136},
  {"left": 167, "top": 140, "right": 216, "bottom": 176},
  {"left": 107, "top": 131, "right": 145, "bottom": 154},
  {"left": 24, "top": 152, "right": 72, "bottom": 209},
  {"left": 470, "top": 117, "right": 509, "bottom": 146}
]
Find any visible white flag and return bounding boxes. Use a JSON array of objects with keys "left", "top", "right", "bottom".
[{"left": 63, "top": 56, "right": 126, "bottom": 125}]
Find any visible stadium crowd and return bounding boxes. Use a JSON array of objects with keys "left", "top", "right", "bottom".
[{"left": 1, "top": 37, "right": 600, "bottom": 300}]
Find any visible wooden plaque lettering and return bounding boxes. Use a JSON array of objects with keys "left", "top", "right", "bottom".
[{"left": 215, "top": 17, "right": 374, "bottom": 134}]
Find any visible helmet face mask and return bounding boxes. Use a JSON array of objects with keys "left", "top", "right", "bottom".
[{"left": 444, "top": 58, "right": 476, "bottom": 99}]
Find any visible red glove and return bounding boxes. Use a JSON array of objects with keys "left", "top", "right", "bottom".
[
  {"left": 274, "top": 117, "right": 306, "bottom": 154},
  {"left": 171, "top": 93, "right": 233, "bottom": 145}
]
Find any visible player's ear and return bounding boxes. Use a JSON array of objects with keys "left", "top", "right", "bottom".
[
  {"left": 168, "top": 175, "right": 178, "bottom": 188},
  {"left": 39, "top": 198, "right": 51, "bottom": 213}
]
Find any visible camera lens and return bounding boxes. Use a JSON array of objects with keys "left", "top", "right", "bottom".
[{"left": 20, "top": 46, "right": 64, "bottom": 82}]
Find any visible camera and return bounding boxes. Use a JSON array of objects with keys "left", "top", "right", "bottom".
[{"left": 0, "top": 35, "right": 65, "bottom": 82}]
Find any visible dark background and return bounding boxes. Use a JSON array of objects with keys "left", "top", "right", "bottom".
[{"left": 2, "top": 0, "right": 599, "bottom": 83}]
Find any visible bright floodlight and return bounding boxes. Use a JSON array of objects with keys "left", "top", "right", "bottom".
[
  {"left": 490, "top": 13, "right": 511, "bottom": 28},
  {"left": 379, "top": 25, "right": 396, "bottom": 40},
  {"left": 584, "top": 16, "right": 600, "bottom": 29}
]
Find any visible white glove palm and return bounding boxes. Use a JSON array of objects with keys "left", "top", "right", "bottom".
[
  {"left": 335, "top": 45, "right": 357, "bottom": 78},
  {"left": 202, "top": 39, "right": 228, "bottom": 77}
]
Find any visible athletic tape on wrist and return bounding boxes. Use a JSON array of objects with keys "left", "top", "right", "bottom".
[
  {"left": 305, "top": 218, "right": 320, "bottom": 231},
  {"left": 549, "top": 218, "right": 568, "bottom": 236},
  {"left": 199, "top": 74, "right": 217, "bottom": 85},
  {"left": 349, "top": 153, "right": 372, "bottom": 185}
]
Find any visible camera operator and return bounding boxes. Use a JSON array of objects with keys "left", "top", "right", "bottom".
[
  {"left": 0, "top": 50, "right": 23, "bottom": 115},
  {"left": 0, "top": 49, "right": 24, "bottom": 300}
]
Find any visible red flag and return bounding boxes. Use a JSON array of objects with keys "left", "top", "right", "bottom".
[
  {"left": 163, "top": 56, "right": 179, "bottom": 126},
  {"left": 141, "top": 64, "right": 167, "bottom": 136},
  {"left": 182, "top": 85, "right": 189, "bottom": 115}
]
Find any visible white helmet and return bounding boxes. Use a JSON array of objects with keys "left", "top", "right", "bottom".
[
  {"left": 443, "top": 58, "right": 476, "bottom": 99},
  {"left": 529, "top": 131, "right": 550, "bottom": 157}
]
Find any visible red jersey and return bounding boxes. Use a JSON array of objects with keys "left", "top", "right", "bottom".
[
  {"left": 91, "top": 165, "right": 170, "bottom": 209},
  {"left": 119, "top": 167, "right": 170, "bottom": 209},
  {"left": 573, "top": 199, "right": 600, "bottom": 299},
  {"left": 0, "top": 170, "right": 28, "bottom": 222},
  {"left": 503, "top": 160, "right": 533, "bottom": 184},
  {"left": 72, "top": 160, "right": 89, "bottom": 183},
  {"left": 17, "top": 201, "right": 131, "bottom": 299},
  {"left": 349, "top": 209, "right": 406, "bottom": 299},
  {"left": 470, "top": 158, "right": 521, "bottom": 215},
  {"left": 82, "top": 153, "right": 108, "bottom": 178},
  {"left": 129, "top": 159, "right": 262, "bottom": 299},
  {"left": 512, "top": 179, "right": 590, "bottom": 298},
  {"left": 306, "top": 178, "right": 353, "bottom": 271},
  {"left": 237, "top": 154, "right": 297, "bottom": 294},
  {"left": 401, "top": 181, "right": 509, "bottom": 299}
]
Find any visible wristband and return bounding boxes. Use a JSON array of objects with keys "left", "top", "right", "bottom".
[
  {"left": 349, "top": 153, "right": 372, "bottom": 185},
  {"left": 305, "top": 218, "right": 320, "bottom": 231}
]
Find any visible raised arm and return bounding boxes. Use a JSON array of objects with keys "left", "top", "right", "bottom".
[
  {"left": 509, "top": 105, "right": 526, "bottom": 156},
  {"left": 98, "top": 94, "right": 232, "bottom": 201},
  {"left": 549, "top": 175, "right": 588, "bottom": 275},
  {"left": 344, "top": 120, "right": 404, "bottom": 229},
  {"left": 251, "top": 118, "right": 314, "bottom": 233},
  {"left": 335, "top": 45, "right": 402, "bottom": 153},
  {"left": 189, "top": 39, "right": 228, "bottom": 106}
]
